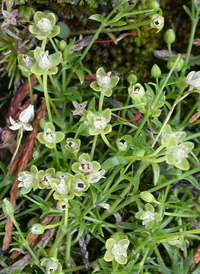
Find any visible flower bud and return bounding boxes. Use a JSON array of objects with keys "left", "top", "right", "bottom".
[
  {"left": 128, "top": 83, "right": 145, "bottom": 100},
  {"left": 186, "top": 71, "right": 200, "bottom": 90},
  {"left": 57, "top": 200, "right": 68, "bottom": 211},
  {"left": 2, "top": 198, "right": 14, "bottom": 216},
  {"left": 36, "top": 18, "right": 52, "bottom": 32},
  {"left": 22, "top": 55, "right": 34, "bottom": 70},
  {"left": 127, "top": 73, "right": 137, "bottom": 85},
  {"left": 33, "top": 149, "right": 40, "bottom": 159},
  {"left": 140, "top": 191, "right": 157, "bottom": 203},
  {"left": 167, "top": 56, "right": 184, "bottom": 72},
  {"left": 167, "top": 235, "right": 180, "bottom": 245},
  {"left": 41, "top": 257, "right": 63, "bottom": 274},
  {"left": 38, "top": 51, "right": 52, "bottom": 70},
  {"left": 176, "top": 76, "right": 188, "bottom": 90},
  {"left": 164, "top": 29, "right": 176, "bottom": 45},
  {"left": 116, "top": 138, "right": 128, "bottom": 151},
  {"left": 149, "top": 1, "right": 160, "bottom": 10},
  {"left": 30, "top": 223, "right": 45, "bottom": 234},
  {"left": 65, "top": 138, "right": 81, "bottom": 154},
  {"left": 135, "top": 149, "right": 145, "bottom": 157},
  {"left": 150, "top": 14, "right": 164, "bottom": 32},
  {"left": 151, "top": 64, "right": 161, "bottom": 78},
  {"left": 59, "top": 40, "right": 67, "bottom": 51}
]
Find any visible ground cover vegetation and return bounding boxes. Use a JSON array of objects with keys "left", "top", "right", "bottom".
[{"left": 1, "top": 0, "right": 200, "bottom": 273}]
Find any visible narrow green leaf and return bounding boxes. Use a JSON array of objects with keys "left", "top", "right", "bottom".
[
  {"left": 102, "top": 156, "right": 120, "bottom": 170},
  {"left": 152, "top": 163, "right": 160, "bottom": 186},
  {"left": 108, "top": 14, "right": 122, "bottom": 24},
  {"left": 109, "top": 20, "right": 127, "bottom": 27},
  {"left": 145, "top": 83, "right": 155, "bottom": 99},
  {"left": 184, "top": 175, "right": 200, "bottom": 189},
  {"left": 121, "top": 4, "right": 136, "bottom": 13},
  {"left": 183, "top": 5, "right": 192, "bottom": 18},
  {"left": 89, "top": 14, "right": 104, "bottom": 22},
  {"left": 166, "top": 169, "right": 182, "bottom": 176},
  {"left": 75, "top": 68, "right": 84, "bottom": 84}
]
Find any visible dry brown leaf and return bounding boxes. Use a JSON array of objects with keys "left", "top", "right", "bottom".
[
  {"left": 194, "top": 245, "right": 200, "bottom": 263},
  {"left": 2, "top": 100, "right": 46, "bottom": 251},
  {"left": 188, "top": 111, "right": 200, "bottom": 123}
]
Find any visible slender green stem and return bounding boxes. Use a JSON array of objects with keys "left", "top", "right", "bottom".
[
  {"left": 27, "top": 73, "right": 33, "bottom": 105},
  {"left": 79, "top": 0, "right": 132, "bottom": 62},
  {"left": 111, "top": 103, "right": 142, "bottom": 112},
  {"left": 49, "top": 74, "right": 58, "bottom": 93},
  {"left": 182, "top": 15, "right": 199, "bottom": 75},
  {"left": 151, "top": 90, "right": 191, "bottom": 148},
  {"left": 137, "top": 247, "right": 149, "bottom": 274},
  {"left": 120, "top": 155, "right": 166, "bottom": 163},
  {"left": 10, "top": 216, "right": 46, "bottom": 273},
  {"left": 99, "top": 93, "right": 104, "bottom": 111},
  {"left": 41, "top": 38, "right": 47, "bottom": 51},
  {"left": 43, "top": 73, "right": 53, "bottom": 122},
  {"left": 48, "top": 96, "right": 61, "bottom": 118},
  {"left": 74, "top": 123, "right": 83, "bottom": 139},
  {"left": 65, "top": 232, "right": 72, "bottom": 268},
  {"left": 180, "top": 99, "right": 199, "bottom": 128},
  {"left": 154, "top": 246, "right": 164, "bottom": 268},
  {"left": 70, "top": 18, "right": 152, "bottom": 36},
  {"left": 133, "top": 54, "right": 181, "bottom": 143},
  {"left": 10, "top": 127, "right": 23, "bottom": 164},
  {"left": 164, "top": 212, "right": 198, "bottom": 217},
  {"left": 64, "top": 201, "right": 68, "bottom": 228},
  {"left": 90, "top": 135, "right": 98, "bottom": 160},
  {"left": 101, "top": 134, "right": 118, "bottom": 152},
  {"left": 45, "top": 189, "right": 54, "bottom": 202},
  {"left": 147, "top": 145, "right": 165, "bottom": 158},
  {"left": 35, "top": 74, "right": 61, "bottom": 118},
  {"left": 153, "top": 229, "right": 200, "bottom": 241},
  {"left": 119, "top": 166, "right": 200, "bottom": 213},
  {"left": 53, "top": 146, "right": 60, "bottom": 170},
  {"left": 48, "top": 226, "right": 68, "bottom": 257},
  {"left": 49, "top": 37, "right": 58, "bottom": 52},
  {"left": 101, "top": 161, "right": 149, "bottom": 220}
]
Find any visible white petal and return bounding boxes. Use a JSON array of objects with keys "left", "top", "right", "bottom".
[
  {"left": 9, "top": 116, "right": 17, "bottom": 126},
  {"left": 19, "top": 105, "right": 34, "bottom": 123},
  {"left": 9, "top": 123, "right": 22, "bottom": 130},
  {"left": 24, "top": 124, "right": 33, "bottom": 131}
]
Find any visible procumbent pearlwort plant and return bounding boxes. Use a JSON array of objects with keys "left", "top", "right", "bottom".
[{"left": 1, "top": 0, "right": 200, "bottom": 273}]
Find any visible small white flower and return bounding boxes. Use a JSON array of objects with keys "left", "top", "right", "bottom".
[
  {"left": 46, "top": 259, "right": 58, "bottom": 273},
  {"left": 41, "top": 173, "right": 52, "bottom": 187},
  {"left": 88, "top": 169, "right": 106, "bottom": 184},
  {"left": 93, "top": 117, "right": 107, "bottom": 129},
  {"left": 68, "top": 141, "right": 78, "bottom": 150},
  {"left": 139, "top": 211, "right": 155, "bottom": 225},
  {"left": 18, "top": 172, "right": 34, "bottom": 189},
  {"left": 78, "top": 159, "right": 92, "bottom": 174},
  {"left": 172, "top": 146, "right": 189, "bottom": 162},
  {"left": 30, "top": 224, "right": 45, "bottom": 235},
  {"left": 42, "top": 128, "right": 56, "bottom": 143},
  {"left": 41, "top": 257, "right": 62, "bottom": 274},
  {"left": 72, "top": 178, "right": 85, "bottom": 192},
  {"left": 9, "top": 105, "right": 34, "bottom": 131},
  {"left": 97, "top": 72, "right": 112, "bottom": 88},
  {"left": 186, "top": 71, "right": 200, "bottom": 90},
  {"left": 112, "top": 243, "right": 129, "bottom": 258},
  {"left": 52, "top": 180, "right": 69, "bottom": 195},
  {"left": 104, "top": 238, "right": 130, "bottom": 264},
  {"left": 36, "top": 18, "right": 52, "bottom": 32},
  {"left": 128, "top": 83, "right": 145, "bottom": 98},
  {"left": 38, "top": 51, "right": 52, "bottom": 70},
  {"left": 22, "top": 55, "right": 34, "bottom": 70}
]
